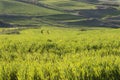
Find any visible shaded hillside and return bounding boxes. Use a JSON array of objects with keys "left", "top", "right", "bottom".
[
  {"left": 77, "top": 0, "right": 99, "bottom": 3},
  {"left": 0, "top": 21, "right": 13, "bottom": 27},
  {"left": 78, "top": 7, "right": 119, "bottom": 18}
]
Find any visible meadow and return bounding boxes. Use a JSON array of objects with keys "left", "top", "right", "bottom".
[
  {"left": 0, "top": 27, "right": 120, "bottom": 80},
  {"left": 0, "top": 0, "right": 120, "bottom": 80}
]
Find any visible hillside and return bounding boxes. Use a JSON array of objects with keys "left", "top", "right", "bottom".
[
  {"left": 0, "top": 0, "right": 62, "bottom": 15},
  {"left": 0, "top": 0, "right": 119, "bottom": 28}
]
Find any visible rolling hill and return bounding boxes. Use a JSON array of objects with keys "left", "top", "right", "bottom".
[
  {"left": 0, "top": 0, "right": 62, "bottom": 15},
  {"left": 0, "top": 0, "right": 119, "bottom": 28}
]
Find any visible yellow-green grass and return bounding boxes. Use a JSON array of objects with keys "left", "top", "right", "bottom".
[
  {"left": 39, "top": 0, "right": 96, "bottom": 10},
  {"left": 0, "top": 27, "right": 120, "bottom": 79}
]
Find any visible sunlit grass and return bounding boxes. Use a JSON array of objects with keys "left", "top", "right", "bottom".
[{"left": 0, "top": 27, "right": 120, "bottom": 79}]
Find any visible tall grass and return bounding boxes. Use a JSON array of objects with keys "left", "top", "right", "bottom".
[{"left": 0, "top": 27, "right": 120, "bottom": 80}]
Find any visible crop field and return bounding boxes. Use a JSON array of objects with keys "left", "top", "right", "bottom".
[
  {"left": 0, "top": 0, "right": 120, "bottom": 80},
  {"left": 0, "top": 27, "right": 120, "bottom": 80}
]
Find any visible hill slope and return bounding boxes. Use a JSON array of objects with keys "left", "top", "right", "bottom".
[
  {"left": 0, "top": 0, "right": 120, "bottom": 28},
  {"left": 0, "top": 0, "right": 62, "bottom": 15}
]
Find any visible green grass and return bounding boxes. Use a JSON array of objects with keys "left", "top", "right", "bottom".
[
  {"left": 0, "top": 0, "right": 62, "bottom": 15},
  {"left": 40, "top": 0, "right": 96, "bottom": 10},
  {"left": 0, "top": 2, "right": 120, "bottom": 80},
  {"left": 0, "top": 0, "right": 119, "bottom": 28},
  {"left": 0, "top": 27, "right": 120, "bottom": 79}
]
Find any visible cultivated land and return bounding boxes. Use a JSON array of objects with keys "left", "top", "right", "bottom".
[
  {"left": 1, "top": 27, "right": 120, "bottom": 80},
  {"left": 0, "top": 0, "right": 120, "bottom": 27},
  {"left": 0, "top": 0, "right": 120, "bottom": 80}
]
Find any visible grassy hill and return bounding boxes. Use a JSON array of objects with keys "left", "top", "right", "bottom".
[
  {"left": 0, "top": 0, "right": 62, "bottom": 15},
  {"left": 0, "top": 0, "right": 119, "bottom": 28},
  {"left": 39, "top": 0, "right": 96, "bottom": 10}
]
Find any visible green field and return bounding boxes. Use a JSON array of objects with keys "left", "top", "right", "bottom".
[
  {"left": 39, "top": 0, "right": 96, "bottom": 10},
  {"left": 0, "top": 0, "right": 120, "bottom": 80},
  {"left": 0, "top": 27, "right": 120, "bottom": 80},
  {"left": 0, "top": 0, "right": 62, "bottom": 15},
  {"left": 0, "top": 0, "right": 120, "bottom": 27}
]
